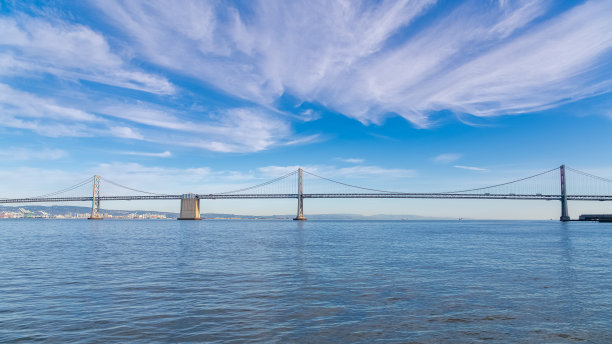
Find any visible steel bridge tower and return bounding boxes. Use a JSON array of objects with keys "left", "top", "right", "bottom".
[
  {"left": 88, "top": 175, "right": 103, "bottom": 220},
  {"left": 294, "top": 168, "right": 307, "bottom": 220},
  {"left": 560, "top": 165, "right": 570, "bottom": 221}
]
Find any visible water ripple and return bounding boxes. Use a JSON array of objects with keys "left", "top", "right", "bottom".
[{"left": 0, "top": 219, "right": 611, "bottom": 343}]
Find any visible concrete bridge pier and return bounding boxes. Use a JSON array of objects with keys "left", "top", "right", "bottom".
[{"left": 178, "top": 193, "right": 202, "bottom": 220}]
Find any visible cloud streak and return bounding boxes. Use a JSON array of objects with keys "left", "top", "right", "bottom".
[
  {"left": 117, "top": 150, "right": 172, "bottom": 158},
  {"left": 433, "top": 153, "right": 462, "bottom": 164},
  {"left": 0, "top": 83, "right": 143, "bottom": 139},
  {"left": 0, "top": 82, "right": 302, "bottom": 152},
  {"left": 94, "top": 0, "right": 612, "bottom": 126},
  {"left": 454, "top": 165, "right": 489, "bottom": 172},
  {"left": 0, "top": 16, "right": 174, "bottom": 94},
  {"left": 2, "top": 1, "right": 611, "bottom": 155},
  {"left": 0, "top": 148, "right": 67, "bottom": 161},
  {"left": 336, "top": 158, "right": 365, "bottom": 164}
]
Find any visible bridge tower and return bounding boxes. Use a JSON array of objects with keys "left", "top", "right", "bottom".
[
  {"left": 560, "top": 164, "right": 570, "bottom": 221},
  {"left": 293, "top": 168, "right": 307, "bottom": 221},
  {"left": 178, "top": 193, "right": 202, "bottom": 220},
  {"left": 88, "top": 175, "right": 103, "bottom": 220}
]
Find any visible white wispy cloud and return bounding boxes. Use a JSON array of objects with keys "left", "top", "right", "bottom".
[
  {"left": 117, "top": 150, "right": 172, "bottom": 158},
  {"left": 0, "top": 84, "right": 99, "bottom": 122},
  {"left": 2, "top": 0, "right": 611, "bottom": 156},
  {"left": 94, "top": 0, "right": 435, "bottom": 106},
  {"left": 93, "top": 0, "right": 612, "bottom": 126},
  {"left": 164, "top": 108, "right": 295, "bottom": 153},
  {"left": 0, "top": 81, "right": 301, "bottom": 152},
  {"left": 0, "top": 16, "right": 174, "bottom": 94},
  {"left": 284, "top": 134, "right": 322, "bottom": 146},
  {"left": 454, "top": 165, "right": 489, "bottom": 172},
  {"left": 433, "top": 153, "right": 462, "bottom": 164},
  {"left": 425, "top": 0, "right": 612, "bottom": 117},
  {"left": 0, "top": 83, "right": 144, "bottom": 139},
  {"left": 336, "top": 158, "right": 365, "bottom": 164},
  {"left": 98, "top": 102, "right": 308, "bottom": 152},
  {"left": 0, "top": 148, "right": 67, "bottom": 161},
  {"left": 300, "top": 109, "right": 322, "bottom": 122},
  {"left": 108, "top": 126, "right": 144, "bottom": 140}
]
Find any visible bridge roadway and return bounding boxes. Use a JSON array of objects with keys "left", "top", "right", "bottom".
[{"left": 3, "top": 193, "right": 612, "bottom": 204}]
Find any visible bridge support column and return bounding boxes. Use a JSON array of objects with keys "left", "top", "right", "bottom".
[
  {"left": 178, "top": 193, "right": 202, "bottom": 220},
  {"left": 88, "top": 175, "right": 103, "bottom": 220},
  {"left": 294, "top": 168, "right": 307, "bottom": 221},
  {"left": 560, "top": 165, "right": 570, "bottom": 221}
]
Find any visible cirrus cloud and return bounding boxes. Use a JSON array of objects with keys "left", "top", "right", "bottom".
[
  {"left": 0, "top": 15, "right": 174, "bottom": 94},
  {"left": 94, "top": 0, "right": 612, "bottom": 126},
  {"left": 433, "top": 153, "right": 462, "bottom": 164},
  {"left": 1, "top": 0, "right": 611, "bottom": 156}
]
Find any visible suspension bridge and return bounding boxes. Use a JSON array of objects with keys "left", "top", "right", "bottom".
[{"left": 1, "top": 165, "right": 612, "bottom": 221}]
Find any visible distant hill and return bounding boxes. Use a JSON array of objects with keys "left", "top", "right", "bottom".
[
  {"left": 0, "top": 205, "right": 178, "bottom": 218},
  {"left": 1, "top": 205, "right": 454, "bottom": 220}
]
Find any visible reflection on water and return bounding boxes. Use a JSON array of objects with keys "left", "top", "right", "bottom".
[{"left": 0, "top": 219, "right": 611, "bottom": 343}]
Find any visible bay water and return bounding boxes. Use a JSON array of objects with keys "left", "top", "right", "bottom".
[{"left": 1, "top": 219, "right": 611, "bottom": 343}]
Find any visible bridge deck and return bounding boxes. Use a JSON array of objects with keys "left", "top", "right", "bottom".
[{"left": 2, "top": 193, "right": 612, "bottom": 204}]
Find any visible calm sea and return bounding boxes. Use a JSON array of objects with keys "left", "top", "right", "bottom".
[{"left": 0, "top": 219, "right": 610, "bottom": 343}]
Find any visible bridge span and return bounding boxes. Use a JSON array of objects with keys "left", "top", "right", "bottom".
[{"left": 2, "top": 165, "right": 611, "bottom": 221}]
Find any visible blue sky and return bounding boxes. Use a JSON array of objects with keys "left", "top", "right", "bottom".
[{"left": 1, "top": 0, "right": 612, "bottom": 219}]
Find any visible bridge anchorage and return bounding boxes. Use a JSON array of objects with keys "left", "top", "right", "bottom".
[{"left": 2, "top": 164, "right": 612, "bottom": 221}]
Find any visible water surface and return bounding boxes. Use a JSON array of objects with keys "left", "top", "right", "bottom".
[{"left": 1, "top": 220, "right": 611, "bottom": 343}]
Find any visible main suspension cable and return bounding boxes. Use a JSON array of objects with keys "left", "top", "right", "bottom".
[
  {"left": 442, "top": 167, "right": 559, "bottom": 194},
  {"left": 100, "top": 177, "right": 168, "bottom": 196},
  {"left": 302, "top": 170, "right": 399, "bottom": 194},
  {"left": 32, "top": 176, "right": 94, "bottom": 199},
  {"left": 566, "top": 167, "right": 612, "bottom": 183},
  {"left": 215, "top": 170, "right": 298, "bottom": 195}
]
